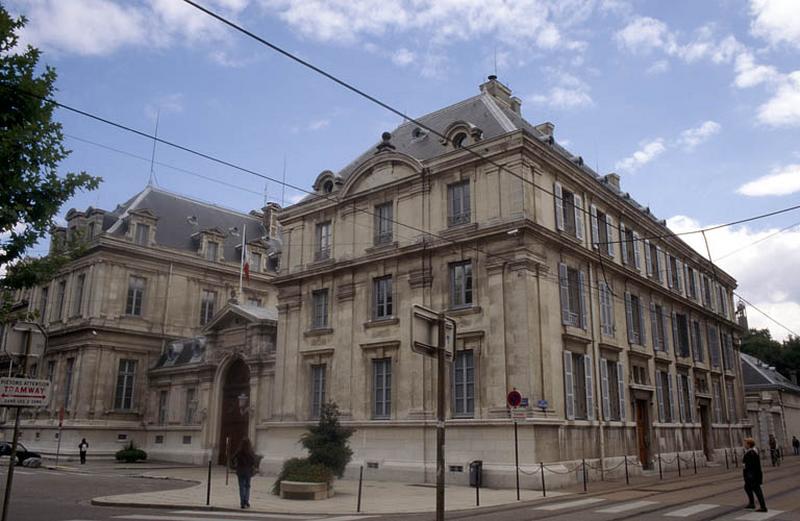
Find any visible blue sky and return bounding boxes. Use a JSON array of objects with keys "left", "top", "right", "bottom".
[{"left": 7, "top": 0, "right": 800, "bottom": 338}]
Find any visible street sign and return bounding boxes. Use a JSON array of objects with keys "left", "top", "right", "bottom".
[
  {"left": 0, "top": 378, "right": 51, "bottom": 408},
  {"left": 411, "top": 304, "right": 455, "bottom": 360},
  {"left": 537, "top": 399, "right": 549, "bottom": 411},
  {"left": 511, "top": 410, "right": 526, "bottom": 420},
  {"left": 507, "top": 389, "right": 522, "bottom": 408},
  {"left": 520, "top": 397, "right": 529, "bottom": 408}
]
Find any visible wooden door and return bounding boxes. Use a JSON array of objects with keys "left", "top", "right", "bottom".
[
  {"left": 636, "top": 399, "right": 651, "bottom": 468},
  {"left": 699, "top": 404, "right": 712, "bottom": 460},
  {"left": 218, "top": 359, "right": 250, "bottom": 465}
]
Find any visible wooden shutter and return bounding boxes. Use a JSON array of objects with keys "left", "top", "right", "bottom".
[
  {"left": 617, "top": 362, "right": 626, "bottom": 421},
  {"left": 579, "top": 270, "right": 588, "bottom": 329},
  {"left": 672, "top": 312, "right": 680, "bottom": 356},
  {"left": 656, "top": 247, "right": 664, "bottom": 282},
  {"left": 644, "top": 240, "right": 653, "bottom": 276},
  {"left": 677, "top": 375, "right": 686, "bottom": 423},
  {"left": 666, "top": 255, "right": 673, "bottom": 288},
  {"left": 625, "top": 292, "right": 634, "bottom": 343},
  {"left": 650, "top": 302, "right": 658, "bottom": 350},
  {"left": 590, "top": 204, "right": 599, "bottom": 248},
  {"left": 554, "top": 182, "right": 564, "bottom": 231},
  {"left": 638, "top": 298, "right": 647, "bottom": 345},
  {"left": 563, "top": 351, "right": 575, "bottom": 420},
  {"left": 633, "top": 232, "right": 642, "bottom": 270},
  {"left": 574, "top": 194, "right": 584, "bottom": 240},
  {"left": 559, "top": 262, "right": 570, "bottom": 325},
  {"left": 600, "top": 359, "right": 610, "bottom": 420},
  {"left": 676, "top": 259, "right": 683, "bottom": 293},
  {"left": 620, "top": 223, "right": 628, "bottom": 264},
  {"left": 584, "top": 354, "right": 594, "bottom": 421},
  {"left": 655, "top": 371, "right": 665, "bottom": 422},
  {"left": 667, "top": 373, "right": 676, "bottom": 422},
  {"left": 605, "top": 215, "right": 615, "bottom": 257},
  {"left": 687, "top": 375, "right": 695, "bottom": 423}
]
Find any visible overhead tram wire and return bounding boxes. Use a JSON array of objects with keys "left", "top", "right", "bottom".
[
  {"left": 733, "top": 292, "right": 799, "bottom": 338},
  {"left": 714, "top": 220, "right": 800, "bottom": 262},
  {"left": 180, "top": 0, "right": 800, "bottom": 249}
]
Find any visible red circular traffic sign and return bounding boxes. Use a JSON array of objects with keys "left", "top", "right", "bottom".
[{"left": 507, "top": 389, "right": 522, "bottom": 408}]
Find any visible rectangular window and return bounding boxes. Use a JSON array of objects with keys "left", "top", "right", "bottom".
[
  {"left": 685, "top": 265, "right": 698, "bottom": 300},
  {"left": 712, "top": 379, "right": 723, "bottom": 423},
  {"left": 722, "top": 333, "right": 735, "bottom": 370},
  {"left": 655, "top": 370, "right": 674, "bottom": 423},
  {"left": 46, "top": 360, "right": 55, "bottom": 382},
  {"left": 39, "top": 286, "right": 49, "bottom": 322},
  {"left": 158, "top": 390, "right": 168, "bottom": 425},
  {"left": 625, "top": 292, "right": 646, "bottom": 345},
  {"left": 64, "top": 358, "right": 75, "bottom": 410},
  {"left": 554, "top": 183, "right": 584, "bottom": 239},
  {"left": 72, "top": 274, "right": 85, "bottom": 317},
  {"left": 447, "top": 180, "right": 471, "bottom": 226},
  {"left": 680, "top": 374, "right": 693, "bottom": 422},
  {"left": 717, "top": 285, "right": 728, "bottom": 317},
  {"left": 600, "top": 359, "right": 624, "bottom": 421},
  {"left": 692, "top": 320, "right": 705, "bottom": 363},
  {"left": 708, "top": 325, "right": 721, "bottom": 368},
  {"left": 372, "top": 276, "right": 393, "bottom": 319},
  {"left": 315, "top": 221, "right": 332, "bottom": 261},
  {"left": 599, "top": 282, "right": 615, "bottom": 337},
  {"left": 563, "top": 352, "right": 594, "bottom": 420},
  {"left": 114, "top": 359, "right": 137, "bottom": 410},
  {"left": 673, "top": 313, "right": 691, "bottom": 358},
  {"left": 632, "top": 364, "right": 648, "bottom": 385},
  {"left": 668, "top": 255, "right": 683, "bottom": 292},
  {"left": 56, "top": 280, "right": 67, "bottom": 320},
  {"left": 620, "top": 224, "right": 641, "bottom": 270},
  {"left": 310, "top": 364, "right": 326, "bottom": 419},
  {"left": 206, "top": 240, "right": 219, "bottom": 261},
  {"left": 374, "top": 202, "right": 393, "bottom": 245},
  {"left": 135, "top": 223, "right": 150, "bottom": 246},
  {"left": 126, "top": 276, "right": 145, "bottom": 316},
  {"left": 29, "top": 363, "right": 37, "bottom": 379},
  {"left": 200, "top": 289, "right": 216, "bottom": 326},
  {"left": 702, "top": 274, "right": 713, "bottom": 309},
  {"left": 312, "top": 289, "right": 329, "bottom": 329},
  {"left": 650, "top": 303, "right": 667, "bottom": 351},
  {"left": 250, "top": 252, "right": 262, "bottom": 273},
  {"left": 644, "top": 241, "right": 662, "bottom": 282},
  {"left": 185, "top": 387, "right": 197, "bottom": 424},
  {"left": 373, "top": 358, "right": 392, "bottom": 419},
  {"left": 449, "top": 261, "right": 473, "bottom": 309},
  {"left": 453, "top": 350, "right": 475, "bottom": 417},
  {"left": 590, "top": 205, "right": 614, "bottom": 257},
  {"left": 247, "top": 298, "right": 262, "bottom": 307},
  {"left": 87, "top": 221, "right": 95, "bottom": 240},
  {"left": 726, "top": 381, "right": 737, "bottom": 422},
  {"left": 559, "top": 263, "right": 587, "bottom": 329}
]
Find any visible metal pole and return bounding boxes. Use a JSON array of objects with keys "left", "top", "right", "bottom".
[
  {"left": 658, "top": 453, "right": 663, "bottom": 480},
  {"left": 1, "top": 407, "right": 21, "bottom": 521},
  {"left": 435, "top": 314, "right": 446, "bottom": 521},
  {"left": 475, "top": 471, "right": 480, "bottom": 507},
  {"left": 206, "top": 460, "right": 212, "bottom": 506},
  {"left": 357, "top": 465, "right": 364, "bottom": 512},
  {"left": 693, "top": 451, "right": 697, "bottom": 474},
  {"left": 582, "top": 459, "right": 587, "bottom": 492},
  {"left": 514, "top": 420, "right": 520, "bottom": 501},
  {"left": 54, "top": 408, "right": 63, "bottom": 467},
  {"left": 725, "top": 450, "right": 729, "bottom": 469},
  {"left": 677, "top": 453, "right": 681, "bottom": 477},
  {"left": 540, "top": 462, "right": 546, "bottom": 497},
  {"left": 624, "top": 455, "right": 629, "bottom": 485},
  {"left": 225, "top": 436, "right": 230, "bottom": 486}
]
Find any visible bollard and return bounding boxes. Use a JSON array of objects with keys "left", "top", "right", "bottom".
[
  {"left": 725, "top": 450, "right": 729, "bottom": 469},
  {"left": 693, "top": 451, "right": 697, "bottom": 474},
  {"left": 475, "top": 470, "right": 480, "bottom": 507},
  {"left": 658, "top": 453, "right": 663, "bottom": 480},
  {"left": 582, "top": 459, "right": 588, "bottom": 493},
  {"left": 206, "top": 460, "right": 212, "bottom": 506},
  {"left": 677, "top": 454, "right": 682, "bottom": 477},
  {"left": 624, "top": 455, "right": 629, "bottom": 485},
  {"left": 514, "top": 421, "right": 520, "bottom": 501},
  {"left": 357, "top": 465, "right": 364, "bottom": 513},
  {"left": 540, "top": 462, "right": 546, "bottom": 497}
]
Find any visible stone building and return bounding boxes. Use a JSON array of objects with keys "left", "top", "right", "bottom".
[
  {"left": 266, "top": 77, "right": 749, "bottom": 486},
  {"left": 1, "top": 185, "right": 280, "bottom": 461}
]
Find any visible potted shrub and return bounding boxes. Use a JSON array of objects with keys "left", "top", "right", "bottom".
[{"left": 115, "top": 441, "right": 147, "bottom": 463}]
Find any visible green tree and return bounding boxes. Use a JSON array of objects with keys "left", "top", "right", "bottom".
[
  {"left": 300, "top": 402, "right": 354, "bottom": 478},
  {"left": 0, "top": 5, "right": 101, "bottom": 320}
]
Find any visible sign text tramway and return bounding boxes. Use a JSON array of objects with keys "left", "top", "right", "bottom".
[{"left": 0, "top": 378, "right": 51, "bottom": 408}]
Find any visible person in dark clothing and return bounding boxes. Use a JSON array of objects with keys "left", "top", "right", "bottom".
[
  {"left": 78, "top": 438, "right": 88, "bottom": 464},
  {"left": 743, "top": 437, "right": 767, "bottom": 512},
  {"left": 232, "top": 438, "right": 257, "bottom": 509},
  {"left": 793, "top": 436, "right": 799, "bottom": 456}
]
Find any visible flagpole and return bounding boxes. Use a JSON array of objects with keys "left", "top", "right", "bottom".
[{"left": 238, "top": 223, "right": 246, "bottom": 302}]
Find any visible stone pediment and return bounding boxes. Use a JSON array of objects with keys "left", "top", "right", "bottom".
[{"left": 340, "top": 152, "right": 423, "bottom": 198}]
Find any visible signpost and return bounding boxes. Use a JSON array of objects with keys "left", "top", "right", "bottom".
[
  {"left": 410, "top": 304, "right": 455, "bottom": 521},
  {"left": 0, "top": 377, "right": 51, "bottom": 521},
  {"left": 507, "top": 388, "right": 523, "bottom": 500}
]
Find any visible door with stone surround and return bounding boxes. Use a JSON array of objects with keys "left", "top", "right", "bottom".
[
  {"left": 636, "top": 399, "right": 651, "bottom": 469},
  {"left": 218, "top": 358, "right": 250, "bottom": 465}
]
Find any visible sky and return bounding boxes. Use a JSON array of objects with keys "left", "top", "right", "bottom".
[{"left": 6, "top": 0, "right": 800, "bottom": 340}]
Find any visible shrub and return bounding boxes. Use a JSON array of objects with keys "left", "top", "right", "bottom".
[
  {"left": 301, "top": 403, "right": 354, "bottom": 478},
  {"left": 115, "top": 441, "right": 147, "bottom": 463},
  {"left": 272, "top": 457, "right": 333, "bottom": 495}
]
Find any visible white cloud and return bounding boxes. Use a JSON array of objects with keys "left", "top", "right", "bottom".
[
  {"left": 733, "top": 52, "right": 781, "bottom": 88},
  {"left": 646, "top": 59, "right": 669, "bottom": 75},
  {"left": 677, "top": 120, "right": 721, "bottom": 151},
  {"left": 737, "top": 164, "right": 800, "bottom": 196},
  {"left": 750, "top": 0, "right": 800, "bottom": 49},
  {"left": 307, "top": 119, "right": 330, "bottom": 131},
  {"left": 667, "top": 215, "right": 800, "bottom": 340},
  {"left": 614, "top": 16, "right": 675, "bottom": 55},
  {"left": 391, "top": 48, "right": 415, "bottom": 66},
  {"left": 145, "top": 93, "right": 185, "bottom": 121},
  {"left": 757, "top": 71, "right": 800, "bottom": 127},
  {"left": 615, "top": 138, "right": 666, "bottom": 172},
  {"left": 528, "top": 69, "right": 593, "bottom": 109}
]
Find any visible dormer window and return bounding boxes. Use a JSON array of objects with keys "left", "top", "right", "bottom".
[
  {"left": 323, "top": 180, "right": 334, "bottom": 194},
  {"left": 452, "top": 132, "right": 467, "bottom": 149},
  {"left": 206, "top": 241, "right": 219, "bottom": 261},
  {"left": 134, "top": 223, "right": 150, "bottom": 246}
]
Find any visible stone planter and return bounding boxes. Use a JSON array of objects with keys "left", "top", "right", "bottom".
[{"left": 279, "top": 480, "right": 334, "bottom": 500}]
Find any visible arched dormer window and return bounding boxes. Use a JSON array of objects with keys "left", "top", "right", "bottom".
[
  {"left": 452, "top": 132, "right": 467, "bottom": 149},
  {"left": 312, "top": 170, "right": 340, "bottom": 197},
  {"left": 323, "top": 180, "right": 334, "bottom": 194},
  {"left": 442, "top": 121, "right": 483, "bottom": 150}
]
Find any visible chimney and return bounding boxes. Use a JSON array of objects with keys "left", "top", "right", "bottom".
[
  {"left": 604, "top": 172, "right": 621, "bottom": 192},
  {"left": 534, "top": 122, "right": 554, "bottom": 138},
  {"left": 479, "top": 75, "right": 520, "bottom": 114},
  {"left": 262, "top": 202, "right": 281, "bottom": 239}
]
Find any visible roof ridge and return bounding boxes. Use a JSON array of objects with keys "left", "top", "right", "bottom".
[
  {"left": 147, "top": 185, "right": 263, "bottom": 221},
  {"left": 107, "top": 185, "right": 153, "bottom": 233},
  {"left": 394, "top": 93, "right": 485, "bottom": 131}
]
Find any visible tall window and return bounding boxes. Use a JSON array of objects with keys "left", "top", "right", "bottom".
[
  {"left": 64, "top": 358, "right": 75, "bottom": 409},
  {"left": 673, "top": 313, "right": 691, "bottom": 358},
  {"left": 554, "top": 183, "right": 583, "bottom": 239},
  {"left": 315, "top": 221, "right": 332, "bottom": 260},
  {"left": 250, "top": 252, "right": 262, "bottom": 273},
  {"left": 644, "top": 241, "right": 662, "bottom": 282},
  {"left": 311, "top": 289, "right": 329, "bottom": 329},
  {"left": 708, "top": 325, "right": 721, "bottom": 368},
  {"left": 717, "top": 285, "right": 728, "bottom": 317},
  {"left": 559, "top": 263, "right": 587, "bottom": 329},
  {"left": 373, "top": 276, "right": 393, "bottom": 319},
  {"left": 722, "top": 333, "right": 735, "bottom": 370},
  {"left": 87, "top": 221, "right": 95, "bottom": 240},
  {"left": 650, "top": 303, "right": 667, "bottom": 351},
  {"left": 712, "top": 379, "right": 723, "bottom": 423},
  {"left": 655, "top": 369, "right": 675, "bottom": 423},
  {"left": 29, "top": 363, "right": 37, "bottom": 378},
  {"left": 686, "top": 265, "right": 698, "bottom": 300},
  {"left": 72, "top": 274, "right": 85, "bottom": 317},
  {"left": 56, "top": 280, "right": 67, "bottom": 320},
  {"left": 126, "top": 276, "right": 145, "bottom": 316},
  {"left": 200, "top": 289, "right": 216, "bottom": 326},
  {"left": 447, "top": 180, "right": 471, "bottom": 226},
  {"left": 449, "top": 261, "right": 473, "bottom": 309},
  {"left": 373, "top": 358, "right": 392, "bottom": 419},
  {"left": 453, "top": 350, "right": 475, "bottom": 417},
  {"left": 563, "top": 352, "right": 594, "bottom": 420},
  {"left": 600, "top": 359, "right": 625, "bottom": 421},
  {"left": 206, "top": 240, "right": 219, "bottom": 261},
  {"left": 310, "top": 365, "right": 326, "bottom": 419},
  {"left": 39, "top": 286, "right": 49, "bottom": 322},
  {"left": 668, "top": 255, "right": 683, "bottom": 292},
  {"left": 678, "top": 373, "right": 693, "bottom": 422},
  {"left": 701, "top": 274, "right": 713, "bottom": 309},
  {"left": 134, "top": 223, "right": 150, "bottom": 246},
  {"left": 692, "top": 320, "right": 705, "bottom": 363},
  {"left": 185, "top": 387, "right": 197, "bottom": 424},
  {"left": 114, "top": 359, "right": 137, "bottom": 410},
  {"left": 46, "top": 360, "right": 55, "bottom": 382},
  {"left": 374, "top": 202, "right": 393, "bottom": 245},
  {"left": 726, "top": 381, "right": 737, "bottom": 422},
  {"left": 158, "top": 390, "right": 168, "bottom": 425},
  {"left": 590, "top": 205, "right": 614, "bottom": 256},
  {"left": 599, "top": 282, "right": 615, "bottom": 337},
  {"left": 625, "top": 292, "right": 646, "bottom": 345}
]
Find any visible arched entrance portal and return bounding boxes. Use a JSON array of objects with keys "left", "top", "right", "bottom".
[{"left": 218, "top": 358, "right": 250, "bottom": 465}]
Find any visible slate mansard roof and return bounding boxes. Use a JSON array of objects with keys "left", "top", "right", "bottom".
[{"left": 740, "top": 352, "right": 800, "bottom": 394}]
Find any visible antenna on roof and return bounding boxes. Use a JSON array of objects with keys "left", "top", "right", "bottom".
[
  {"left": 148, "top": 109, "right": 160, "bottom": 187},
  {"left": 263, "top": 182, "right": 268, "bottom": 207},
  {"left": 493, "top": 45, "right": 497, "bottom": 77},
  {"left": 281, "top": 155, "right": 287, "bottom": 207}
]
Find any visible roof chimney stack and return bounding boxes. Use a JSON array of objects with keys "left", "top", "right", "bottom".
[
  {"left": 604, "top": 172, "right": 621, "bottom": 192},
  {"left": 479, "top": 75, "right": 520, "bottom": 114}
]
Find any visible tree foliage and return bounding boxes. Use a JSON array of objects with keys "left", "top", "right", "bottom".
[
  {"left": 0, "top": 5, "right": 101, "bottom": 319},
  {"left": 740, "top": 328, "right": 800, "bottom": 380},
  {"left": 301, "top": 402, "right": 354, "bottom": 479}
]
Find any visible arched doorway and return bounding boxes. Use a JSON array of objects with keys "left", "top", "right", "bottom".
[{"left": 218, "top": 358, "right": 250, "bottom": 465}]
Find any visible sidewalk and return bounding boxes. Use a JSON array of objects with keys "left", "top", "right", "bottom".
[{"left": 91, "top": 466, "right": 565, "bottom": 514}]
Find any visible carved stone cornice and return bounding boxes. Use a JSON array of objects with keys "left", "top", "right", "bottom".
[{"left": 408, "top": 267, "right": 433, "bottom": 289}]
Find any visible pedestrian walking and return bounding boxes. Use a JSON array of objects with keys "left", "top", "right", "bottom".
[
  {"left": 743, "top": 438, "right": 767, "bottom": 513},
  {"left": 78, "top": 438, "right": 89, "bottom": 465},
  {"left": 792, "top": 436, "right": 799, "bottom": 456},
  {"left": 232, "top": 438, "right": 257, "bottom": 509},
  {"left": 768, "top": 434, "right": 780, "bottom": 466}
]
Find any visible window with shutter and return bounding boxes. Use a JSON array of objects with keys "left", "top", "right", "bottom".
[
  {"left": 600, "top": 358, "right": 610, "bottom": 420},
  {"left": 590, "top": 205, "right": 599, "bottom": 248},
  {"left": 574, "top": 194, "right": 584, "bottom": 240},
  {"left": 655, "top": 247, "right": 664, "bottom": 283},
  {"left": 656, "top": 370, "right": 665, "bottom": 422},
  {"left": 644, "top": 240, "right": 653, "bottom": 276},
  {"left": 676, "top": 374, "right": 685, "bottom": 423},
  {"left": 687, "top": 375, "right": 695, "bottom": 422},
  {"left": 605, "top": 214, "right": 615, "bottom": 257},
  {"left": 620, "top": 223, "right": 629, "bottom": 264},
  {"left": 554, "top": 182, "right": 564, "bottom": 231},
  {"left": 578, "top": 270, "right": 588, "bottom": 329},
  {"left": 633, "top": 232, "right": 642, "bottom": 270},
  {"left": 625, "top": 292, "right": 634, "bottom": 343},
  {"left": 563, "top": 351, "right": 575, "bottom": 420},
  {"left": 617, "top": 362, "right": 626, "bottom": 421},
  {"left": 584, "top": 354, "right": 594, "bottom": 420}
]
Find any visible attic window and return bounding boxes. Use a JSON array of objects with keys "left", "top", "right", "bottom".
[
  {"left": 452, "top": 132, "right": 467, "bottom": 149},
  {"left": 412, "top": 127, "right": 427, "bottom": 139},
  {"left": 323, "top": 180, "right": 334, "bottom": 194}
]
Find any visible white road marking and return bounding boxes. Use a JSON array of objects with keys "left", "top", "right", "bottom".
[
  {"left": 322, "top": 517, "right": 376, "bottom": 521},
  {"left": 735, "top": 510, "right": 783, "bottom": 520},
  {"left": 173, "top": 512, "right": 317, "bottom": 519},
  {"left": 534, "top": 497, "right": 606, "bottom": 511},
  {"left": 595, "top": 500, "right": 658, "bottom": 513},
  {"left": 116, "top": 515, "right": 309, "bottom": 521},
  {"left": 664, "top": 504, "right": 719, "bottom": 517}
]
